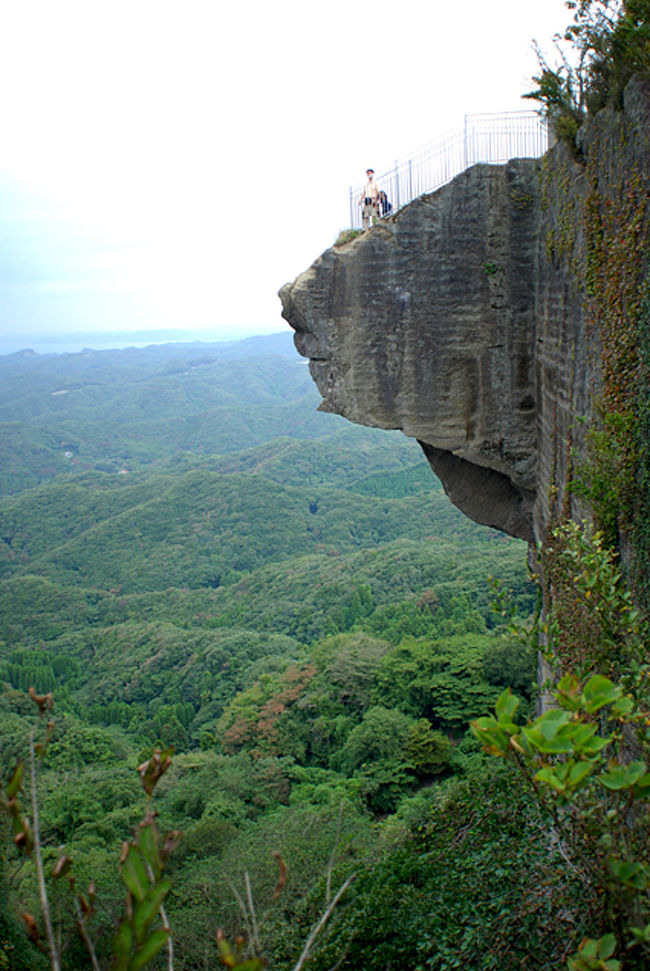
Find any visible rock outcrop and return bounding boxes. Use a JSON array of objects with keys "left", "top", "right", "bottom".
[{"left": 279, "top": 77, "right": 650, "bottom": 551}]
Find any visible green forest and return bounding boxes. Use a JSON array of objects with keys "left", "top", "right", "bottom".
[{"left": 0, "top": 335, "right": 549, "bottom": 970}]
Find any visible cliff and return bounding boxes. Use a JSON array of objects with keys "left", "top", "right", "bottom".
[{"left": 279, "top": 77, "right": 650, "bottom": 557}]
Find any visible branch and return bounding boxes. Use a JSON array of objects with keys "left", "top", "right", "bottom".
[
  {"left": 29, "top": 733, "right": 60, "bottom": 971},
  {"left": 159, "top": 899, "right": 174, "bottom": 971},
  {"left": 227, "top": 878, "right": 254, "bottom": 945},
  {"left": 291, "top": 873, "right": 355, "bottom": 971},
  {"left": 72, "top": 898, "right": 101, "bottom": 971},
  {"left": 244, "top": 871, "right": 261, "bottom": 955},
  {"left": 325, "top": 803, "right": 344, "bottom": 906}
]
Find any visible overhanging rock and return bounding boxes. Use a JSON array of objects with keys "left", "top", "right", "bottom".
[{"left": 280, "top": 159, "right": 541, "bottom": 542}]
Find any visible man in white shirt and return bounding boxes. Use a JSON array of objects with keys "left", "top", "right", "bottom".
[{"left": 359, "top": 169, "right": 380, "bottom": 229}]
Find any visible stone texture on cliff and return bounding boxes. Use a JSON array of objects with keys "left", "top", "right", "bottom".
[
  {"left": 534, "top": 76, "right": 650, "bottom": 548},
  {"left": 279, "top": 78, "right": 650, "bottom": 547}
]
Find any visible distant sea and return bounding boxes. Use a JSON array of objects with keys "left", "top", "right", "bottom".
[{"left": 0, "top": 327, "right": 288, "bottom": 357}]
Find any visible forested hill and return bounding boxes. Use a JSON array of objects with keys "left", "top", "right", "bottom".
[
  {"left": 0, "top": 331, "right": 344, "bottom": 495},
  {"left": 0, "top": 335, "right": 544, "bottom": 970}
]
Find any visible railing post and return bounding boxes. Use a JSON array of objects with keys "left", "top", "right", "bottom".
[
  {"left": 463, "top": 115, "right": 468, "bottom": 170},
  {"left": 394, "top": 161, "right": 399, "bottom": 211},
  {"left": 349, "top": 186, "right": 354, "bottom": 229},
  {"left": 408, "top": 158, "right": 413, "bottom": 204}
]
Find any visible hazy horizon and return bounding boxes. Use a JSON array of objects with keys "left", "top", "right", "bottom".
[
  {"left": 0, "top": 1, "right": 569, "bottom": 348},
  {"left": 0, "top": 324, "right": 294, "bottom": 357}
]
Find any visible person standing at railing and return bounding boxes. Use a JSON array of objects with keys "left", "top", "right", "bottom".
[
  {"left": 359, "top": 168, "right": 380, "bottom": 229},
  {"left": 378, "top": 190, "right": 392, "bottom": 217}
]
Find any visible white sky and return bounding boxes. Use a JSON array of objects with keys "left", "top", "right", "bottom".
[{"left": 0, "top": 0, "right": 570, "bottom": 346}]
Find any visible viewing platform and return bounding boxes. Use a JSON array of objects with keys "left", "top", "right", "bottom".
[{"left": 350, "top": 111, "right": 549, "bottom": 229}]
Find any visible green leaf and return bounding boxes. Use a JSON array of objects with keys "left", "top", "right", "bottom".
[
  {"left": 138, "top": 824, "right": 161, "bottom": 880},
  {"left": 113, "top": 920, "right": 133, "bottom": 971},
  {"left": 535, "top": 758, "right": 595, "bottom": 794},
  {"left": 216, "top": 935, "right": 236, "bottom": 967},
  {"left": 599, "top": 933, "right": 616, "bottom": 959},
  {"left": 632, "top": 772, "right": 650, "bottom": 797},
  {"left": 470, "top": 715, "right": 497, "bottom": 733},
  {"left": 580, "top": 938, "right": 598, "bottom": 959},
  {"left": 128, "top": 928, "right": 169, "bottom": 971},
  {"left": 555, "top": 673, "right": 582, "bottom": 711},
  {"left": 609, "top": 857, "right": 647, "bottom": 889},
  {"left": 132, "top": 880, "right": 171, "bottom": 944},
  {"left": 569, "top": 722, "right": 599, "bottom": 750},
  {"left": 581, "top": 674, "right": 621, "bottom": 713},
  {"left": 535, "top": 767, "right": 566, "bottom": 792},
  {"left": 569, "top": 928, "right": 621, "bottom": 966},
  {"left": 470, "top": 717, "right": 510, "bottom": 755},
  {"left": 121, "top": 846, "right": 150, "bottom": 902},
  {"left": 568, "top": 760, "right": 596, "bottom": 787},
  {"left": 532, "top": 708, "right": 573, "bottom": 741},
  {"left": 580, "top": 735, "right": 610, "bottom": 756},
  {"left": 523, "top": 724, "right": 574, "bottom": 754},
  {"left": 600, "top": 760, "right": 646, "bottom": 790},
  {"left": 611, "top": 695, "right": 634, "bottom": 717},
  {"left": 495, "top": 689, "right": 520, "bottom": 723},
  {"left": 6, "top": 763, "right": 24, "bottom": 799}
]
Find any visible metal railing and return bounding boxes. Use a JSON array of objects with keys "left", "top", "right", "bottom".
[{"left": 350, "top": 111, "right": 549, "bottom": 228}]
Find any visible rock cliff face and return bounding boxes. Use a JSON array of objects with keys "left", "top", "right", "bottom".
[{"left": 280, "top": 77, "right": 650, "bottom": 552}]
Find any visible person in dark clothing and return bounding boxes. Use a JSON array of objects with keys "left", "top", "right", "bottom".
[{"left": 378, "top": 190, "right": 392, "bottom": 216}]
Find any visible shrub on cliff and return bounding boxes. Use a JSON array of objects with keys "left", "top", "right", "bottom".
[{"left": 526, "top": 0, "right": 650, "bottom": 143}]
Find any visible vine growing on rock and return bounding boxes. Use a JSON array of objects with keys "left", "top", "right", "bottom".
[{"left": 580, "top": 163, "right": 649, "bottom": 552}]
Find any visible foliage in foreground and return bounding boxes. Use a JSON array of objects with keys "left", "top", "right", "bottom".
[
  {"left": 3, "top": 700, "right": 599, "bottom": 971},
  {"left": 1, "top": 699, "right": 269, "bottom": 970},
  {"left": 473, "top": 521, "right": 650, "bottom": 970}
]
